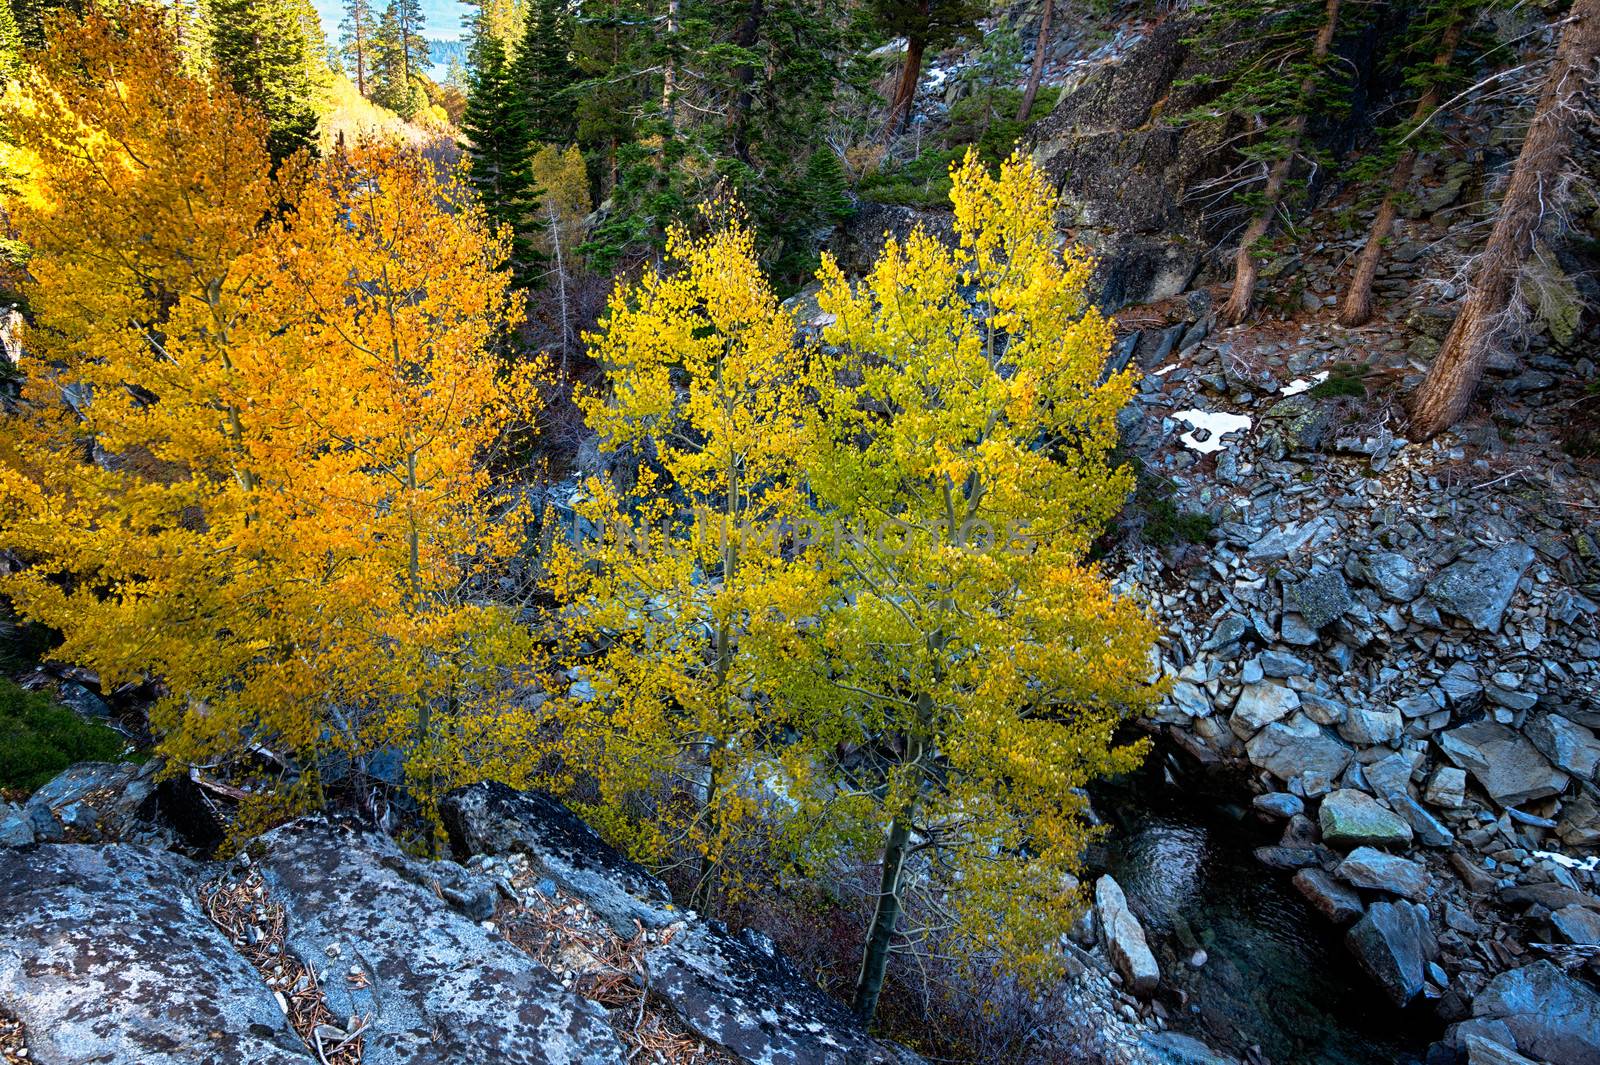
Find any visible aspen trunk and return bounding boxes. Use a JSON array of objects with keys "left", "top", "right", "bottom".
[
  {"left": 1339, "top": 21, "right": 1463, "bottom": 327},
  {"left": 883, "top": 36, "right": 926, "bottom": 140},
  {"left": 1412, "top": 0, "right": 1600, "bottom": 436},
  {"left": 853, "top": 802, "right": 915, "bottom": 1022},
  {"left": 1221, "top": 0, "right": 1342, "bottom": 325},
  {"left": 1017, "top": 0, "right": 1053, "bottom": 124}
]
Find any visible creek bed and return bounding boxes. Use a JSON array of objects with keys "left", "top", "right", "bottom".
[{"left": 1088, "top": 751, "right": 1440, "bottom": 1065}]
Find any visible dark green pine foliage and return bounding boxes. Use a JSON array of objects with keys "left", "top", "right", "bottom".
[
  {"left": 1179, "top": 1, "right": 1359, "bottom": 213},
  {"left": 464, "top": 32, "right": 543, "bottom": 286},
  {"left": 210, "top": 0, "right": 322, "bottom": 159},
  {"left": 513, "top": 0, "right": 580, "bottom": 145},
  {"left": 394, "top": 0, "right": 429, "bottom": 83},
  {"left": 0, "top": 0, "right": 21, "bottom": 80},
  {"left": 1347, "top": 0, "right": 1485, "bottom": 192},
  {"left": 574, "top": 0, "right": 860, "bottom": 282},
  {"left": 371, "top": 2, "right": 411, "bottom": 112}
]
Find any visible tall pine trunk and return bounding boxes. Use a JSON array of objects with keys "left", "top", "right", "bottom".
[
  {"left": 1017, "top": 0, "right": 1052, "bottom": 123},
  {"left": 661, "top": 0, "right": 681, "bottom": 135},
  {"left": 1221, "top": 0, "right": 1342, "bottom": 324},
  {"left": 1339, "top": 19, "right": 1463, "bottom": 327},
  {"left": 1412, "top": 0, "right": 1600, "bottom": 436},
  {"left": 883, "top": 35, "right": 926, "bottom": 139},
  {"left": 727, "top": 0, "right": 764, "bottom": 162}
]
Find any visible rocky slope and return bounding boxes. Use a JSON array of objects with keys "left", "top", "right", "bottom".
[{"left": 0, "top": 778, "right": 929, "bottom": 1065}]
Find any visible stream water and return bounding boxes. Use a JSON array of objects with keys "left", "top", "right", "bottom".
[{"left": 1088, "top": 750, "right": 1440, "bottom": 1065}]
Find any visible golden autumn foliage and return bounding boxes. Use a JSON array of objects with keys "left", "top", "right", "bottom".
[
  {"left": 545, "top": 208, "right": 833, "bottom": 901},
  {"left": 552, "top": 152, "right": 1158, "bottom": 1010},
  {"left": 0, "top": 9, "right": 548, "bottom": 833}
]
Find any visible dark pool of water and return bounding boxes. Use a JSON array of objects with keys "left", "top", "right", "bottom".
[{"left": 1088, "top": 755, "right": 1440, "bottom": 1065}]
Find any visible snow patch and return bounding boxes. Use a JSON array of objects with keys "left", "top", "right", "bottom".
[
  {"left": 1170, "top": 409, "right": 1252, "bottom": 455},
  {"left": 1278, "top": 371, "right": 1330, "bottom": 397},
  {"left": 1534, "top": 850, "right": 1600, "bottom": 873}
]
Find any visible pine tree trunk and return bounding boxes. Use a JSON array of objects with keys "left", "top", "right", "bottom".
[
  {"left": 882, "top": 35, "right": 926, "bottom": 140},
  {"left": 1221, "top": 0, "right": 1342, "bottom": 325},
  {"left": 727, "top": 0, "right": 763, "bottom": 162},
  {"left": 1017, "top": 0, "right": 1052, "bottom": 124},
  {"left": 1339, "top": 21, "right": 1463, "bottom": 327},
  {"left": 1413, "top": 0, "right": 1600, "bottom": 436}
]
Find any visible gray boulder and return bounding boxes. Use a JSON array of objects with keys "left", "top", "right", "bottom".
[
  {"left": 1525, "top": 714, "right": 1600, "bottom": 781},
  {"left": 1095, "top": 875, "right": 1161, "bottom": 996},
  {"left": 1438, "top": 721, "right": 1569, "bottom": 807},
  {"left": 1293, "top": 867, "right": 1364, "bottom": 924},
  {"left": 1346, "top": 901, "right": 1438, "bottom": 1006},
  {"left": 1355, "top": 552, "right": 1424, "bottom": 602},
  {"left": 0, "top": 844, "right": 311, "bottom": 1064},
  {"left": 1336, "top": 847, "right": 1432, "bottom": 900},
  {"left": 644, "top": 924, "right": 903, "bottom": 1065},
  {"left": 1318, "top": 789, "right": 1413, "bottom": 848},
  {"left": 1245, "top": 715, "right": 1352, "bottom": 796},
  {"left": 1230, "top": 682, "right": 1300, "bottom": 739},
  {"left": 441, "top": 781, "right": 678, "bottom": 936},
  {"left": 1425, "top": 543, "right": 1534, "bottom": 632},
  {"left": 250, "top": 818, "right": 625, "bottom": 1065},
  {"left": 1287, "top": 568, "right": 1352, "bottom": 631},
  {"left": 1471, "top": 961, "right": 1600, "bottom": 1065},
  {"left": 1463, "top": 1035, "right": 1540, "bottom": 1065}
]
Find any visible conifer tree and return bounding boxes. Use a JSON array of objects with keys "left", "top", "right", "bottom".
[
  {"left": 395, "top": 0, "right": 428, "bottom": 83},
  {"left": 867, "top": 0, "right": 983, "bottom": 137},
  {"left": 1183, "top": 0, "right": 1351, "bottom": 323},
  {"left": 513, "top": 0, "right": 578, "bottom": 145},
  {"left": 209, "top": 0, "right": 323, "bottom": 158},
  {"left": 0, "top": 0, "right": 21, "bottom": 81},
  {"left": 463, "top": 31, "right": 541, "bottom": 283},
  {"left": 1339, "top": 0, "right": 1477, "bottom": 326},
  {"left": 1413, "top": 0, "right": 1600, "bottom": 435},
  {"left": 371, "top": 1, "right": 410, "bottom": 110},
  {"left": 342, "top": 0, "right": 377, "bottom": 96}
]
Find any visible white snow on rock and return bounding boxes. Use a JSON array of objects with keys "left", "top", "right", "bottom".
[
  {"left": 1170, "top": 409, "right": 1252, "bottom": 455},
  {"left": 1279, "top": 371, "right": 1330, "bottom": 397}
]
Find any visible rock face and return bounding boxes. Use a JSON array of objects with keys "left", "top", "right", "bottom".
[
  {"left": 442, "top": 783, "right": 912, "bottom": 1065},
  {"left": 1438, "top": 721, "right": 1569, "bottom": 807},
  {"left": 0, "top": 844, "right": 310, "bottom": 1064},
  {"left": 441, "top": 782, "right": 678, "bottom": 937},
  {"left": 1345, "top": 901, "right": 1438, "bottom": 1007},
  {"left": 1027, "top": 17, "right": 1236, "bottom": 309},
  {"left": 1317, "top": 789, "right": 1413, "bottom": 848},
  {"left": 643, "top": 925, "right": 899, "bottom": 1065},
  {"left": 0, "top": 788, "right": 921, "bottom": 1065},
  {"left": 1094, "top": 874, "right": 1161, "bottom": 996},
  {"left": 249, "top": 818, "right": 624, "bottom": 1065},
  {"left": 1470, "top": 962, "right": 1600, "bottom": 1065}
]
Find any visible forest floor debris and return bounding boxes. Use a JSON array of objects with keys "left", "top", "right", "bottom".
[
  {"left": 200, "top": 869, "right": 367, "bottom": 1065},
  {"left": 487, "top": 853, "right": 736, "bottom": 1065}
]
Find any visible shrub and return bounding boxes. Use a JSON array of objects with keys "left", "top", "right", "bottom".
[{"left": 0, "top": 678, "right": 127, "bottom": 792}]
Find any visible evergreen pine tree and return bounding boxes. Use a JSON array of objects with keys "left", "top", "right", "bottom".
[
  {"left": 209, "top": 0, "right": 323, "bottom": 158},
  {"left": 342, "top": 0, "right": 377, "bottom": 96},
  {"left": 371, "top": 1, "right": 411, "bottom": 111},
  {"left": 463, "top": 32, "right": 542, "bottom": 284},
  {"left": 0, "top": 0, "right": 22, "bottom": 81},
  {"left": 513, "top": 0, "right": 578, "bottom": 145},
  {"left": 395, "top": 0, "right": 428, "bottom": 83},
  {"left": 867, "top": 0, "right": 983, "bottom": 136}
]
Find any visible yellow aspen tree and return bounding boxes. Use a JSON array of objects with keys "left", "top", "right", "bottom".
[
  {"left": 546, "top": 207, "right": 834, "bottom": 906},
  {"left": 801, "top": 151, "right": 1160, "bottom": 1021},
  {"left": 0, "top": 12, "right": 546, "bottom": 833}
]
